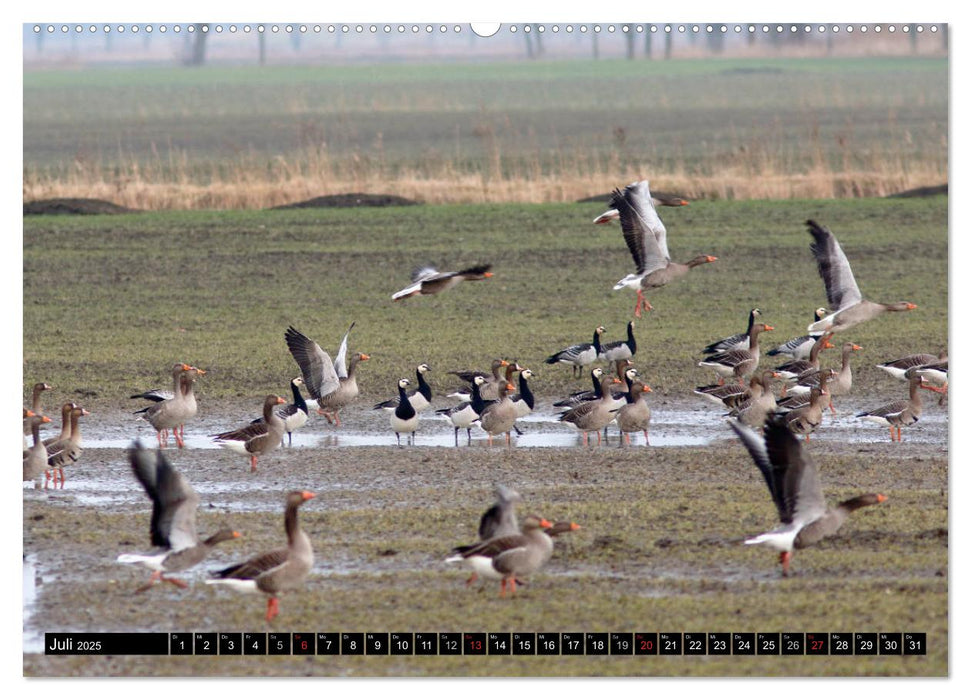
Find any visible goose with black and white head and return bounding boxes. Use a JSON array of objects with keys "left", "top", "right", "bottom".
[{"left": 390, "top": 378, "right": 420, "bottom": 446}]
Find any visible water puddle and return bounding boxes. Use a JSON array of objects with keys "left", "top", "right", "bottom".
[{"left": 23, "top": 556, "right": 44, "bottom": 654}]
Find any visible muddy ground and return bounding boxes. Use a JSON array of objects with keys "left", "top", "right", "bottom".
[{"left": 22, "top": 398, "right": 948, "bottom": 677}]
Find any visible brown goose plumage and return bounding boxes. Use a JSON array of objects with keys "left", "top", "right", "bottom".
[
  {"left": 788, "top": 341, "right": 862, "bottom": 413},
  {"left": 45, "top": 405, "right": 89, "bottom": 488},
  {"left": 782, "top": 379, "right": 833, "bottom": 441},
  {"left": 117, "top": 443, "right": 240, "bottom": 592},
  {"left": 23, "top": 382, "right": 52, "bottom": 437},
  {"left": 478, "top": 381, "right": 519, "bottom": 446},
  {"left": 698, "top": 323, "right": 774, "bottom": 382},
  {"left": 616, "top": 380, "right": 653, "bottom": 445},
  {"left": 23, "top": 413, "right": 51, "bottom": 483},
  {"left": 212, "top": 395, "right": 287, "bottom": 472},
  {"left": 558, "top": 368, "right": 621, "bottom": 446},
  {"left": 132, "top": 363, "right": 195, "bottom": 448},
  {"left": 729, "top": 417, "right": 886, "bottom": 577},
  {"left": 391, "top": 263, "right": 493, "bottom": 300},
  {"left": 206, "top": 490, "right": 315, "bottom": 621},
  {"left": 856, "top": 373, "right": 924, "bottom": 442}
]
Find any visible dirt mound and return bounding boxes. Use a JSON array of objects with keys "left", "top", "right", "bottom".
[
  {"left": 23, "top": 198, "right": 138, "bottom": 215},
  {"left": 271, "top": 193, "right": 420, "bottom": 209},
  {"left": 886, "top": 184, "right": 948, "bottom": 198}
]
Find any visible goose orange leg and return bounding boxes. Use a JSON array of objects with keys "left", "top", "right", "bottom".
[
  {"left": 780, "top": 551, "right": 791, "bottom": 577},
  {"left": 265, "top": 597, "right": 280, "bottom": 622}
]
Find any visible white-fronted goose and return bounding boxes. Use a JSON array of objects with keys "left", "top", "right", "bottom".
[
  {"left": 446, "top": 514, "right": 554, "bottom": 596},
  {"left": 856, "top": 373, "right": 924, "bottom": 442},
  {"left": 117, "top": 442, "right": 240, "bottom": 592},
  {"left": 251, "top": 377, "right": 309, "bottom": 446},
  {"left": 390, "top": 378, "right": 419, "bottom": 446},
  {"left": 729, "top": 417, "right": 886, "bottom": 577},
  {"left": 23, "top": 382, "right": 52, "bottom": 437},
  {"left": 698, "top": 323, "right": 773, "bottom": 382},
  {"left": 545, "top": 326, "right": 605, "bottom": 378},
  {"left": 449, "top": 358, "right": 510, "bottom": 402},
  {"left": 558, "top": 369, "right": 621, "bottom": 446},
  {"left": 788, "top": 341, "right": 862, "bottom": 413},
  {"left": 616, "top": 381, "right": 653, "bottom": 445},
  {"left": 212, "top": 395, "right": 287, "bottom": 472},
  {"left": 392, "top": 263, "right": 493, "bottom": 300},
  {"left": 206, "top": 490, "right": 315, "bottom": 622},
  {"left": 701, "top": 308, "right": 761, "bottom": 356},
  {"left": 782, "top": 381, "right": 831, "bottom": 441},
  {"left": 132, "top": 363, "right": 195, "bottom": 448},
  {"left": 511, "top": 368, "right": 536, "bottom": 419},
  {"left": 766, "top": 308, "right": 829, "bottom": 360},
  {"left": 437, "top": 375, "right": 490, "bottom": 445},
  {"left": 478, "top": 381, "right": 519, "bottom": 446},
  {"left": 23, "top": 413, "right": 51, "bottom": 483},
  {"left": 600, "top": 320, "right": 638, "bottom": 367},
  {"left": 592, "top": 189, "right": 688, "bottom": 223},
  {"left": 373, "top": 363, "right": 432, "bottom": 413},
  {"left": 806, "top": 220, "right": 917, "bottom": 334},
  {"left": 45, "top": 405, "right": 89, "bottom": 488},
  {"left": 609, "top": 180, "right": 717, "bottom": 318}
]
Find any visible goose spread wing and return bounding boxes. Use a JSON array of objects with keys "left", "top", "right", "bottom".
[
  {"left": 285, "top": 326, "right": 340, "bottom": 400},
  {"left": 807, "top": 220, "right": 863, "bottom": 311},
  {"left": 610, "top": 182, "right": 669, "bottom": 276},
  {"left": 333, "top": 321, "right": 356, "bottom": 379},
  {"left": 129, "top": 442, "right": 199, "bottom": 550}
]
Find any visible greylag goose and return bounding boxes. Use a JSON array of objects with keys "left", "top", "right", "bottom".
[
  {"left": 318, "top": 352, "right": 370, "bottom": 426},
  {"left": 212, "top": 395, "right": 287, "bottom": 472},
  {"left": 206, "top": 490, "right": 315, "bottom": 622},
  {"left": 436, "top": 375, "right": 490, "bottom": 445},
  {"left": 558, "top": 368, "right": 621, "bottom": 446},
  {"left": 616, "top": 381, "right": 653, "bottom": 445},
  {"left": 545, "top": 326, "right": 605, "bottom": 378},
  {"left": 856, "top": 373, "right": 924, "bottom": 442},
  {"left": 600, "top": 321, "right": 638, "bottom": 367},
  {"left": 449, "top": 485, "right": 523, "bottom": 585},
  {"left": 449, "top": 358, "right": 511, "bottom": 402},
  {"left": 251, "top": 377, "right": 309, "bottom": 446},
  {"left": 806, "top": 220, "right": 917, "bottom": 334},
  {"left": 43, "top": 401, "right": 76, "bottom": 449},
  {"left": 728, "top": 417, "right": 886, "bottom": 577},
  {"left": 907, "top": 360, "right": 948, "bottom": 403},
  {"left": 390, "top": 378, "right": 419, "bottom": 446},
  {"left": 478, "top": 381, "right": 519, "bottom": 446},
  {"left": 592, "top": 189, "right": 688, "bottom": 223},
  {"left": 117, "top": 442, "right": 240, "bottom": 593},
  {"left": 285, "top": 323, "right": 367, "bottom": 426},
  {"left": 132, "top": 363, "right": 196, "bottom": 448},
  {"left": 782, "top": 381, "right": 832, "bottom": 441},
  {"left": 23, "top": 413, "right": 51, "bottom": 483},
  {"left": 698, "top": 323, "right": 773, "bottom": 383},
  {"left": 391, "top": 263, "right": 493, "bottom": 300},
  {"left": 766, "top": 308, "right": 829, "bottom": 360},
  {"left": 788, "top": 341, "right": 862, "bottom": 413},
  {"left": 877, "top": 349, "right": 947, "bottom": 381},
  {"left": 701, "top": 309, "right": 761, "bottom": 356},
  {"left": 23, "top": 382, "right": 52, "bottom": 437},
  {"left": 446, "top": 514, "right": 554, "bottom": 596},
  {"left": 546, "top": 521, "right": 582, "bottom": 537},
  {"left": 726, "top": 372, "right": 779, "bottom": 429},
  {"left": 45, "top": 405, "right": 89, "bottom": 488},
  {"left": 609, "top": 180, "right": 717, "bottom": 318},
  {"left": 373, "top": 363, "right": 432, "bottom": 412},
  {"left": 774, "top": 368, "right": 834, "bottom": 414}
]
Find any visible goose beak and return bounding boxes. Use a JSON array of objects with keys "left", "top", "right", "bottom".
[
  {"left": 302, "top": 491, "right": 317, "bottom": 501},
  {"left": 877, "top": 494, "right": 888, "bottom": 503},
  {"left": 359, "top": 353, "right": 371, "bottom": 361},
  {"left": 484, "top": 272, "right": 494, "bottom": 278}
]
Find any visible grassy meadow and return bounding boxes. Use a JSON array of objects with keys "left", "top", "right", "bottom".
[{"left": 23, "top": 57, "right": 947, "bottom": 207}]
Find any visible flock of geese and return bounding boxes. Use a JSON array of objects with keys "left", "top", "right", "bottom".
[{"left": 22, "top": 179, "right": 947, "bottom": 618}]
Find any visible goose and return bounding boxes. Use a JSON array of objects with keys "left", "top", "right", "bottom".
[
  {"left": 206, "top": 490, "right": 315, "bottom": 622},
  {"left": 766, "top": 308, "right": 829, "bottom": 360},
  {"left": 117, "top": 442, "right": 240, "bottom": 593},
  {"left": 22, "top": 413, "right": 51, "bottom": 483},
  {"left": 285, "top": 323, "right": 367, "bottom": 426},
  {"left": 446, "top": 514, "right": 554, "bottom": 597},
  {"left": 701, "top": 309, "right": 761, "bottom": 356},
  {"left": 212, "top": 395, "right": 287, "bottom": 472},
  {"left": 609, "top": 180, "right": 717, "bottom": 318},
  {"left": 23, "top": 382, "right": 52, "bottom": 437},
  {"left": 774, "top": 368, "right": 834, "bottom": 414},
  {"left": 390, "top": 378, "right": 419, "bottom": 446},
  {"left": 592, "top": 189, "right": 688, "bottom": 224},
  {"left": 437, "top": 375, "right": 490, "bottom": 445},
  {"left": 373, "top": 363, "right": 432, "bottom": 413},
  {"left": 698, "top": 323, "right": 773, "bottom": 383},
  {"left": 805, "top": 220, "right": 917, "bottom": 334},
  {"left": 251, "top": 377, "right": 309, "bottom": 446},
  {"left": 478, "top": 381, "right": 519, "bottom": 446},
  {"left": 773, "top": 333, "right": 835, "bottom": 388},
  {"left": 510, "top": 368, "right": 536, "bottom": 419},
  {"left": 616, "top": 381, "right": 653, "bottom": 445},
  {"left": 876, "top": 349, "right": 947, "bottom": 381},
  {"left": 856, "top": 373, "right": 924, "bottom": 442},
  {"left": 553, "top": 361, "right": 633, "bottom": 409},
  {"left": 545, "top": 326, "right": 605, "bottom": 378},
  {"left": 45, "top": 405, "right": 89, "bottom": 488},
  {"left": 726, "top": 372, "right": 780, "bottom": 429},
  {"left": 132, "top": 363, "right": 196, "bottom": 448},
  {"left": 907, "top": 360, "right": 948, "bottom": 402},
  {"left": 448, "top": 485, "right": 523, "bottom": 585},
  {"left": 43, "top": 402, "right": 76, "bottom": 449},
  {"left": 728, "top": 417, "right": 886, "bottom": 577},
  {"left": 788, "top": 341, "right": 862, "bottom": 413},
  {"left": 782, "top": 381, "right": 832, "bottom": 441},
  {"left": 391, "top": 263, "right": 493, "bottom": 300},
  {"left": 599, "top": 320, "right": 638, "bottom": 368},
  {"left": 449, "top": 358, "right": 510, "bottom": 402},
  {"left": 558, "top": 369, "right": 621, "bottom": 446}
]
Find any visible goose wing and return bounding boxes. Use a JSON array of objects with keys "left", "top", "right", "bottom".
[
  {"left": 333, "top": 321, "right": 356, "bottom": 379},
  {"left": 610, "top": 181, "right": 669, "bottom": 276},
  {"left": 806, "top": 220, "right": 863, "bottom": 311},
  {"left": 285, "top": 326, "right": 340, "bottom": 400},
  {"left": 129, "top": 442, "right": 199, "bottom": 550}
]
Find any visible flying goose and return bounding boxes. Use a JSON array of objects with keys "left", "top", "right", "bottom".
[
  {"left": 592, "top": 189, "right": 688, "bottom": 223},
  {"left": 392, "top": 263, "right": 493, "bottom": 300}
]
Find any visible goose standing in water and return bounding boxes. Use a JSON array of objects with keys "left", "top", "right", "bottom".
[
  {"left": 285, "top": 323, "right": 368, "bottom": 427},
  {"left": 373, "top": 363, "right": 432, "bottom": 413},
  {"left": 131, "top": 363, "right": 197, "bottom": 448},
  {"left": 805, "top": 220, "right": 917, "bottom": 334},
  {"left": 616, "top": 381, "right": 653, "bottom": 445},
  {"left": 390, "top": 378, "right": 420, "bottom": 446},
  {"left": 609, "top": 180, "right": 717, "bottom": 318},
  {"left": 437, "top": 375, "right": 490, "bottom": 445},
  {"left": 856, "top": 373, "right": 924, "bottom": 443},
  {"left": 729, "top": 417, "right": 886, "bottom": 577},
  {"left": 206, "top": 490, "right": 315, "bottom": 622},
  {"left": 251, "top": 377, "right": 309, "bottom": 446},
  {"left": 45, "top": 404, "right": 89, "bottom": 488},
  {"left": 23, "top": 413, "right": 51, "bottom": 484},
  {"left": 117, "top": 443, "right": 240, "bottom": 593},
  {"left": 558, "top": 368, "right": 621, "bottom": 446},
  {"left": 212, "top": 395, "right": 287, "bottom": 472},
  {"left": 478, "top": 381, "right": 519, "bottom": 446}
]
